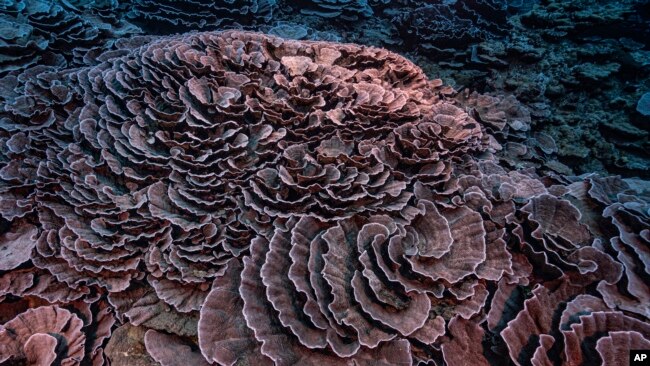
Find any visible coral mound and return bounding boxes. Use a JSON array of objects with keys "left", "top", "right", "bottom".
[{"left": 0, "top": 30, "right": 649, "bottom": 366}]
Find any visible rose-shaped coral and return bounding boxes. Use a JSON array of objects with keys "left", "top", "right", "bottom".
[
  {"left": 198, "top": 196, "right": 508, "bottom": 363},
  {"left": 1, "top": 30, "right": 649, "bottom": 366},
  {"left": 0, "top": 0, "right": 138, "bottom": 76},
  {"left": 0, "top": 306, "right": 85, "bottom": 365}
]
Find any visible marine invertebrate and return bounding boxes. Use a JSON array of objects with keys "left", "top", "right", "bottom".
[
  {"left": 393, "top": 0, "right": 510, "bottom": 53},
  {"left": 0, "top": 0, "right": 138, "bottom": 76},
  {"left": 282, "top": 0, "right": 373, "bottom": 21},
  {"left": 0, "top": 30, "right": 648, "bottom": 365},
  {"left": 502, "top": 1, "right": 650, "bottom": 178},
  {"left": 0, "top": 306, "right": 84, "bottom": 364},
  {"left": 125, "top": 0, "right": 276, "bottom": 33},
  {"left": 521, "top": 0, "right": 650, "bottom": 41}
]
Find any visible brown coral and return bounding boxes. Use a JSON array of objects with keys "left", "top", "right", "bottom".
[{"left": 0, "top": 30, "right": 649, "bottom": 366}]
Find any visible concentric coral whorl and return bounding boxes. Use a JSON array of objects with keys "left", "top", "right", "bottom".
[{"left": 1, "top": 30, "right": 648, "bottom": 366}]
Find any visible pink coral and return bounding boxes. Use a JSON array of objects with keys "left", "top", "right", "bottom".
[{"left": 0, "top": 31, "right": 648, "bottom": 365}]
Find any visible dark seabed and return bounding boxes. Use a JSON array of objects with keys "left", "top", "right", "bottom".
[{"left": 0, "top": 1, "right": 649, "bottom": 365}]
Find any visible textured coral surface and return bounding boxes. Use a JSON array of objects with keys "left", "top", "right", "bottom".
[
  {"left": 0, "top": 28, "right": 649, "bottom": 365},
  {"left": 3, "top": 0, "right": 648, "bottom": 176}
]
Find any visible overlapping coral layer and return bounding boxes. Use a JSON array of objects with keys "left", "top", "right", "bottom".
[
  {"left": 0, "top": 31, "right": 649, "bottom": 366},
  {"left": 4, "top": 0, "right": 649, "bottom": 177}
]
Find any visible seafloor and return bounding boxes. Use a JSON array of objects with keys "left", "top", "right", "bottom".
[{"left": 0, "top": 1, "right": 649, "bottom": 365}]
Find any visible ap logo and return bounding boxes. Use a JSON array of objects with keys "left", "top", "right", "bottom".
[{"left": 631, "top": 350, "right": 650, "bottom": 366}]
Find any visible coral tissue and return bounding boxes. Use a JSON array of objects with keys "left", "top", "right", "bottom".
[{"left": 0, "top": 31, "right": 649, "bottom": 366}]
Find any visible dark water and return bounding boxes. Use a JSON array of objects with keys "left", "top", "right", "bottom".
[{"left": 0, "top": 1, "right": 649, "bottom": 366}]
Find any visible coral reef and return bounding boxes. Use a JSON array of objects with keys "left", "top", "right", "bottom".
[
  {"left": 0, "top": 0, "right": 649, "bottom": 364},
  {"left": 393, "top": 0, "right": 509, "bottom": 54},
  {"left": 125, "top": 0, "right": 276, "bottom": 33},
  {"left": 2, "top": 0, "right": 646, "bottom": 178},
  {"left": 0, "top": 0, "right": 138, "bottom": 75},
  {"left": 0, "top": 30, "right": 648, "bottom": 365},
  {"left": 287, "top": 0, "right": 372, "bottom": 21},
  {"left": 469, "top": 0, "right": 650, "bottom": 178}
]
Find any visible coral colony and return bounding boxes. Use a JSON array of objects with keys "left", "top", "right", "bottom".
[{"left": 0, "top": 1, "right": 649, "bottom": 366}]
